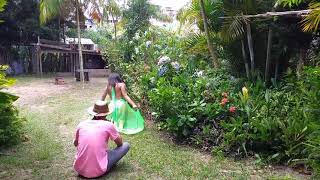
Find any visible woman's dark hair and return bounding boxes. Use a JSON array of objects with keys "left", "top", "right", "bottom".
[{"left": 108, "top": 73, "right": 123, "bottom": 88}]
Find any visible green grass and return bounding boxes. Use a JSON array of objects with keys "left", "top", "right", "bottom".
[{"left": 0, "top": 76, "right": 306, "bottom": 179}]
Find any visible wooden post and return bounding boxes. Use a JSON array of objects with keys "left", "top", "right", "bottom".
[
  {"left": 36, "top": 36, "right": 41, "bottom": 76},
  {"left": 246, "top": 23, "right": 255, "bottom": 73},
  {"left": 241, "top": 40, "right": 250, "bottom": 79},
  {"left": 32, "top": 46, "right": 38, "bottom": 74},
  {"left": 71, "top": 53, "right": 74, "bottom": 73},
  {"left": 297, "top": 48, "right": 306, "bottom": 77},
  {"left": 39, "top": 52, "right": 43, "bottom": 77},
  {"left": 275, "top": 58, "right": 279, "bottom": 82},
  {"left": 264, "top": 28, "right": 273, "bottom": 84},
  {"left": 76, "top": 0, "right": 85, "bottom": 83}
]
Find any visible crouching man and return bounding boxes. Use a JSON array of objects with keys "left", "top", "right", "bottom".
[{"left": 73, "top": 100, "right": 130, "bottom": 178}]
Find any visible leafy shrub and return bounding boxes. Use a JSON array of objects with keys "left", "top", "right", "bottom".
[
  {"left": 103, "top": 22, "right": 320, "bottom": 174},
  {"left": 221, "top": 67, "right": 320, "bottom": 172},
  {"left": 0, "top": 65, "right": 24, "bottom": 146}
]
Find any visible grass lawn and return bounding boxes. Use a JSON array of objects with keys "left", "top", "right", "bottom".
[{"left": 0, "top": 76, "right": 307, "bottom": 179}]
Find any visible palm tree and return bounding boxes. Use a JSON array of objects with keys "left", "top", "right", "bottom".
[
  {"left": 222, "top": 0, "right": 258, "bottom": 75},
  {"left": 105, "top": 0, "right": 121, "bottom": 41},
  {"left": 40, "top": 0, "right": 93, "bottom": 83},
  {"left": 177, "top": 0, "right": 221, "bottom": 69},
  {"left": 199, "top": 0, "right": 219, "bottom": 68}
]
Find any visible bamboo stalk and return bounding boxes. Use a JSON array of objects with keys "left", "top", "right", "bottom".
[{"left": 219, "top": 9, "right": 312, "bottom": 19}]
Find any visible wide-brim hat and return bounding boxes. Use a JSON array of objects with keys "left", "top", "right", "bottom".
[{"left": 88, "top": 100, "right": 112, "bottom": 116}]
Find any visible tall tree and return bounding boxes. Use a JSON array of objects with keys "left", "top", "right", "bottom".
[
  {"left": 122, "top": 0, "right": 170, "bottom": 61},
  {"left": 105, "top": 0, "right": 121, "bottom": 41},
  {"left": 177, "top": 0, "right": 222, "bottom": 68},
  {"left": 199, "top": 0, "right": 219, "bottom": 68},
  {"left": 219, "top": 0, "right": 258, "bottom": 75},
  {"left": 40, "top": 0, "right": 85, "bottom": 82}
]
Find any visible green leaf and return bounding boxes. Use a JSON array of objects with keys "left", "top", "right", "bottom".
[
  {"left": 0, "top": 92, "right": 19, "bottom": 104},
  {"left": 0, "top": 0, "right": 6, "bottom": 12}
]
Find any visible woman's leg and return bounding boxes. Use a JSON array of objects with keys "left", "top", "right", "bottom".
[
  {"left": 106, "top": 142, "right": 130, "bottom": 171},
  {"left": 117, "top": 101, "right": 126, "bottom": 130}
]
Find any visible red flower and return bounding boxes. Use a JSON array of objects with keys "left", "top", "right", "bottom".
[
  {"left": 220, "top": 98, "right": 229, "bottom": 106},
  {"left": 222, "top": 92, "right": 228, "bottom": 98},
  {"left": 229, "top": 106, "right": 236, "bottom": 113},
  {"left": 221, "top": 98, "right": 229, "bottom": 104}
]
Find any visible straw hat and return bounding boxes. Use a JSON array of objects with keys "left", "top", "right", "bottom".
[{"left": 88, "top": 100, "right": 112, "bottom": 116}]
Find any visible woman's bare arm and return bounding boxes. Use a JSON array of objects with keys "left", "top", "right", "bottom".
[
  {"left": 120, "top": 83, "right": 137, "bottom": 108},
  {"left": 101, "top": 86, "right": 108, "bottom": 100}
]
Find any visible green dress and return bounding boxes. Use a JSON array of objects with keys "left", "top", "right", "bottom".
[{"left": 107, "top": 88, "right": 144, "bottom": 134}]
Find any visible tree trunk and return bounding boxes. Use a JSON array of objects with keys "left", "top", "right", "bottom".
[
  {"left": 199, "top": 0, "right": 219, "bottom": 69},
  {"left": 62, "top": 22, "right": 65, "bottom": 43},
  {"left": 58, "top": 17, "right": 61, "bottom": 40},
  {"left": 76, "top": 0, "right": 84, "bottom": 83},
  {"left": 264, "top": 28, "right": 273, "bottom": 84},
  {"left": 241, "top": 40, "right": 250, "bottom": 78},
  {"left": 246, "top": 23, "right": 254, "bottom": 73},
  {"left": 112, "top": 15, "right": 117, "bottom": 41},
  {"left": 297, "top": 48, "right": 306, "bottom": 77},
  {"left": 275, "top": 58, "right": 279, "bottom": 82}
]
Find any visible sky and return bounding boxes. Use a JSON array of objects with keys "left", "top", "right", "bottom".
[{"left": 149, "top": 0, "right": 189, "bottom": 11}]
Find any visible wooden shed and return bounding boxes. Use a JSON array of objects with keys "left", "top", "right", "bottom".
[{"left": 30, "top": 37, "right": 108, "bottom": 77}]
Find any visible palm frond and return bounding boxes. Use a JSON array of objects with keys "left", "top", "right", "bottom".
[
  {"left": 274, "top": 0, "right": 304, "bottom": 8},
  {"left": 40, "top": 0, "right": 64, "bottom": 25},
  {"left": 0, "top": 0, "right": 6, "bottom": 12},
  {"left": 177, "top": 0, "right": 200, "bottom": 26},
  {"left": 221, "top": 16, "right": 247, "bottom": 42},
  {"left": 184, "top": 33, "right": 209, "bottom": 54},
  {"left": 151, "top": 4, "right": 173, "bottom": 23},
  {"left": 221, "top": 0, "right": 251, "bottom": 42},
  {"left": 106, "top": 0, "right": 121, "bottom": 17},
  {"left": 302, "top": 2, "right": 320, "bottom": 32}
]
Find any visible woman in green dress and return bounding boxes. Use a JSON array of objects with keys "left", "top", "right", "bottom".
[{"left": 101, "top": 73, "right": 144, "bottom": 134}]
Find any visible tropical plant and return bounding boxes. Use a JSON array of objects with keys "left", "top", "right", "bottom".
[
  {"left": 40, "top": 0, "right": 103, "bottom": 82},
  {"left": 221, "top": 67, "right": 320, "bottom": 172},
  {"left": 40, "top": 0, "right": 86, "bottom": 82},
  {"left": 0, "top": 65, "right": 25, "bottom": 146},
  {"left": 121, "top": 0, "right": 171, "bottom": 61},
  {"left": 302, "top": 2, "right": 320, "bottom": 32},
  {"left": 199, "top": 0, "right": 219, "bottom": 68},
  {"left": 105, "top": 0, "right": 122, "bottom": 41},
  {"left": 177, "top": 0, "right": 222, "bottom": 68},
  {"left": 276, "top": 0, "right": 320, "bottom": 32},
  {"left": 0, "top": 0, "right": 5, "bottom": 11},
  {"left": 0, "top": 0, "right": 6, "bottom": 23}
]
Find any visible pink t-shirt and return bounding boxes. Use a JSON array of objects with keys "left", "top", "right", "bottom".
[{"left": 73, "top": 120, "right": 119, "bottom": 178}]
